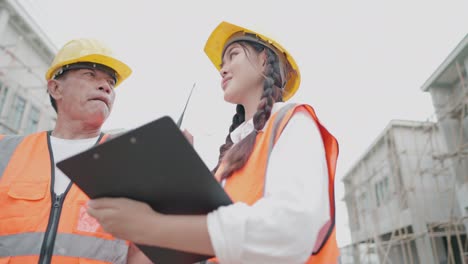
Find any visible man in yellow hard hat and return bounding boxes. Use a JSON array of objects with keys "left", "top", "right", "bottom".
[{"left": 0, "top": 39, "right": 152, "bottom": 263}]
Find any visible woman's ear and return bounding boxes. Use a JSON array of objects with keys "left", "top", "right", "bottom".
[
  {"left": 259, "top": 49, "right": 268, "bottom": 67},
  {"left": 47, "top": 79, "right": 63, "bottom": 101}
]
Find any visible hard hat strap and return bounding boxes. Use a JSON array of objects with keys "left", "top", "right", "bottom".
[{"left": 52, "top": 62, "right": 117, "bottom": 84}]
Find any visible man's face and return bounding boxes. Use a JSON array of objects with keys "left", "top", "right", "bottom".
[{"left": 50, "top": 68, "right": 116, "bottom": 126}]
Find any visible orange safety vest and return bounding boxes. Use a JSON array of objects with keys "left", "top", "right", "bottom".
[
  {"left": 209, "top": 103, "right": 339, "bottom": 263},
  {"left": 0, "top": 132, "right": 127, "bottom": 264}
]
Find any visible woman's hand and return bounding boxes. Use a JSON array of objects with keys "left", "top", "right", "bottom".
[
  {"left": 87, "top": 197, "right": 214, "bottom": 255},
  {"left": 87, "top": 197, "right": 159, "bottom": 245},
  {"left": 182, "top": 129, "right": 194, "bottom": 145}
]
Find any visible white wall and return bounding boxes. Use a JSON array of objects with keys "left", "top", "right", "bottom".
[{"left": 0, "top": 4, "right": 56, "bottom": 135}]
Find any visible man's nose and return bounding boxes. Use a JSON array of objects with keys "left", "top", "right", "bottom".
[{"left": 97, "top": 79, "right": 112, "bottom": 94}]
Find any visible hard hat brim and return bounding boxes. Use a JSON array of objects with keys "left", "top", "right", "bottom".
[{"left": 45, "top": 54, "right": 132, "bottom": 88}]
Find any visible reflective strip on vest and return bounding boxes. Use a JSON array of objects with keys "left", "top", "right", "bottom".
[
  {"left": 0, "top": 232, "right": 127, "bottom": 263},
  {"left": 267, "top": 103, "right": 297, "bottom": 162},
  {"left": 0, "top": 135, "right": 25, "bottom": 178}
]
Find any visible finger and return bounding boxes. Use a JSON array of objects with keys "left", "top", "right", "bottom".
[
  {"left": 87, "top": 207, "right": 115, "bottom": 221},
  {"left": 86, "top": 207, "right": 101, "bottom": 220},
  {"left": 183, "top": 129, "right": 194, "bottom": 144}
]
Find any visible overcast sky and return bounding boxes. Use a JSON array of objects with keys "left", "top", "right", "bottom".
[{"left": 19, "top": 0, "right": 468, "bottom": 247}]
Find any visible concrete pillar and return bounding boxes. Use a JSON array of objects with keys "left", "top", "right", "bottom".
[
  {"left": 409, "top": 190, "right": 436, "bottom": 264},
  {"left": 413, "top": 233, "right": 435, "bottom": 264},
  {"left": 352, "top": 244, "right": 361, "bottom": 264}
]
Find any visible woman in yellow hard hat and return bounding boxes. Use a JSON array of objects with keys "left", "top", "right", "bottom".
[{"left": 87, "top": 21, "right": 340, "bottom": 263}]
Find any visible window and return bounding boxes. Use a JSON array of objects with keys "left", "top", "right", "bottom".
[
  {"left": 0, "top": 83, "right": 8, "bottom": 114},
  {"left": 8, "top": 95, "right": 26, "bottom": 131},
  {"left": 359, "top": 191, "right": 369, "bottom": 211},
  {"left": 25, "top": 106, "right": 40, "bottom": 134},
  {"left": 375, "top": 177, "right": 390, "bottom": 207}
]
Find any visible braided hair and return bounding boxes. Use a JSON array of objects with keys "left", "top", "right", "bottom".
[{"left": 212, "top": 41, "right": 284, "bottom": 179}]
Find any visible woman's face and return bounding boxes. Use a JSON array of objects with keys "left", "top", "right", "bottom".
[{"left": 219, "top": 42, "right": 266, "bottom": 105}]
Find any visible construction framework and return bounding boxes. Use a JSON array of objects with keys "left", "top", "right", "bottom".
[{"left": 341, "top": 61, "right": 468, "bottom": 263}]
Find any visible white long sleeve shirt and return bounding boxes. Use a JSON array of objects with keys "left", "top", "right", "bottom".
[{"left": 207, "top": 102, "right": 331, "bottom": 264}]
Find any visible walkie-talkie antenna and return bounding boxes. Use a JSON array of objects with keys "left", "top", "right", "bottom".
[{"left": 176, "top": 82, "right": 196, "bottom": 128}]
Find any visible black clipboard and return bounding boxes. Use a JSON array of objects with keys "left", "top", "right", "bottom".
[{"left": 56, "top": 116, "right": 232, "bottom": 264}]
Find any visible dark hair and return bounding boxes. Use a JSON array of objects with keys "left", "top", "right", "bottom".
[{"left": 212, "top": 41, "right": 284, "bottom": 179}]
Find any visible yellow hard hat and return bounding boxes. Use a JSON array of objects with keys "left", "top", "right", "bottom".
[
  {"left": 45, "top": 39, "right": 132, "bottom": 87},
  {"left": 204, "top": 21, "right": 301, "bottom": 101}
]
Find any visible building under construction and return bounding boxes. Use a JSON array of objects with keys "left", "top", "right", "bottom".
[
  {"left": 0, "top": 0, "right": 56, "bottom": 135},
  {"left": 341, "top": 34, "right": 468, "bottom": 263}
]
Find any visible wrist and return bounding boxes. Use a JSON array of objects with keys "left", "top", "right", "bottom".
[{"left": 139, "top": 211, "right": 165, "bottom": 246}]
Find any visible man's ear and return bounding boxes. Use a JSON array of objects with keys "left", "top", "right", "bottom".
[{"left": 47, "top": 79, "right": 63, "bottom": 101}]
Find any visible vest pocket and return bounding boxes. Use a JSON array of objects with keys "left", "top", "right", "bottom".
[
  {"left": 1, "top": 181, "right": 48, "bottom": 230},
  {"left": 7, "top": 181, "right": 48, "bottom": 201}
]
